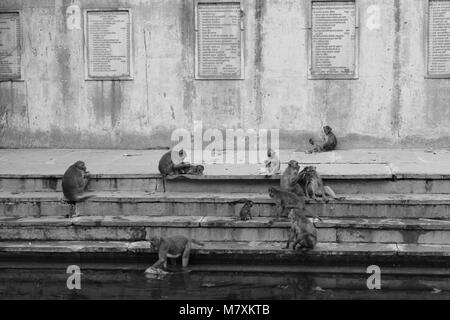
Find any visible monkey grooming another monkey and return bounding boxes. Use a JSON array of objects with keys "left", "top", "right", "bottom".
[
  {"left": 285, "top": 209, "right": 318, "bottom": 252},
  {"left": 300, "top": 166, "right": 344, "bottom": 202},
  {"left": 147, "top": 236, "right": 204, "bottom": 271},
  {"left": 308, "top": 126, "right": 338, "bottom": 154},
  {"left": 280, "top": 160, "right": 305, "bottom": 197},
  {"left": 231, "top": 199, "right": 254, "bottom": 221},
  {"left": 158, "top": 150, "right": 205, "bottom": 192},
  {"left": 158, "top": 149, "right": 191, "bottom": 192},
  {"left": 62, "top": 161, "right": 95, "bottom": 218}
]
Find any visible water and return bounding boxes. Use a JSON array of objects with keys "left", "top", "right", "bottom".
[{"left": 0, "top": 264, "right": 449, "bottom": 300}]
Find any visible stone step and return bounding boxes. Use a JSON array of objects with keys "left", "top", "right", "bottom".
[
  {"left": 1, "top": 216, "right": 450, "bottom": 245},
  {"left": 1, "top": 173, "right": 450, "bottom": 194},
  {"left": 2, "top": 192, "right": 450, "bottom": 219},
  {"left": 1, "top": 241, "right": 450, "bottom": 267}
]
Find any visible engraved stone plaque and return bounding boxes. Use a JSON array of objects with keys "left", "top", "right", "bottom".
[
  {"left": 428, "top": 0, "right": 450, "bottom": 77},
  {"left": 310, "top": 1, "right": 357, "bottom": 78},
  {"left": 196, "top": 2, "right": 243, "bottom": 79},
  {"left": 85, "top": 10, "right": 132, "bottom": 79},
  {"left": 0, "top": 12, "right": 21, "bottom": 80}
]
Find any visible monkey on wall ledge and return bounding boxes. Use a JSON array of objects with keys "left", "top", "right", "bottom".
[
  {"left": 158, "top": 149, "right": 204, "bottom": 191},
  {"left": 307, "top": 126, "right": 337, "bottom": 154}
]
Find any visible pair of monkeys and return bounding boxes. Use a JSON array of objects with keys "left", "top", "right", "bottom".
[
  {"left": 281, "top": 160, "right": 342, "bottom": 203},
  {"left": 307, "top": 126, "right": 337, "bottom": 154},
  {"left": 158, "top": 149, "right": 205, "bottom": 192}
]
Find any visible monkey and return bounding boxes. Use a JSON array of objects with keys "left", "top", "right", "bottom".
[
  {"left": 285, "top": 208, "right": 317, "bottom": 252},
  {"left": 158, "top": 149, "right": 192, "bottom": 192},
  {"left": 280, "top": 160, "right": 305, "bottom": 197},
  {"left": 263, "top": 148, "right": 281, "bottom": 178},
  {"left": 269, "top": 187, "right": 321, "bottom": 221},
  {"left": 308, "top": 126, "right": 338, "bottom": 154},
  {"left": 300, "top": 166, "right": 345, "bottom": 202},
  {"left": 178, "top": 164, "right": 205, "bottom": 176},
  {"left": 147, "top": 236, "right": 204, "bottom": 271},
  {"left": 231, "top": 199, "right": 254, "bottom": 221},
  {"left": 62, "top": 161, "right": 95, "bottom": 217}
]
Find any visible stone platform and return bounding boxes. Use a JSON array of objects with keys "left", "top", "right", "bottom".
[{"left": 1, "top": 148, "right": 450, "bottom": 268}]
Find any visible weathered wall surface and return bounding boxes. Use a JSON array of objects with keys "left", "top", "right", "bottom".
[{"left": 0, "top": 0, "right": 449, "bottom": 149}]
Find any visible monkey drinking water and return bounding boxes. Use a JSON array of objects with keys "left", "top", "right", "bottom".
[
  {"left": 285, "top": 209, "right": 317, "bottom": 252},
  {"left": 308, "top": 126, "right": 337, "bottom": 153},
  {"left": 146, "top": 236, "right": 205, "bottom": 271},
  {"left": 62, "top": 161, "right": 95, "bottom": 217}
]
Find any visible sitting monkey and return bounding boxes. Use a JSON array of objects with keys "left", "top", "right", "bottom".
[
  {"left": 231, "top": 199, "right": 254, "bottom": 221},
  {"left": 158, "top": 150, "right": 204, "bottom": 191},
  {"left": 263, "top": 148, "right": 281, "bottom": 178},
  {"left": 280, "top": 160, "right": 305, "bottom": 197},
  {"left": 299, "top": 166, "right": 344, "bottom": 202},
  {"left": 62, "top": 161, "right": 95, "bottom": 217},
  {"left": 147, "top": 236, "right": 204, "bottom": 271},
  {"left": 285, "top": 208, "right": 318, "bottom": 252},
  {"left": 308, "top": 126, "right": 337, "bottom": 153},
  {"left": 158, "top": 149, "right": 191, "bottom": 176}
]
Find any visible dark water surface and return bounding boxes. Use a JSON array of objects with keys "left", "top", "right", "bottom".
[{"left": 0, "top": 266, "right": 449, "bottom": 300}]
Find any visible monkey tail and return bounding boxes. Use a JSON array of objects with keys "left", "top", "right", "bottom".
[{"left": 191, "top": 240, "right": 205, "bottom": 247}]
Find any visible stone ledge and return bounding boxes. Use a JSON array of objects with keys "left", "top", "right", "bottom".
[
  {"left": 0, "top": 241, "right": 450, "bottom": 258},
  {"left": 1, "top": 216, "right": 450, "bottom": 230},
  {"left": 4, "top": 192, "right": 450, "bottom": 205}
]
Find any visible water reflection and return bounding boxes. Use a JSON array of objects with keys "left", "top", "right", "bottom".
[{"left": 0, "top": 267, "right": 448, "bottom": 300}]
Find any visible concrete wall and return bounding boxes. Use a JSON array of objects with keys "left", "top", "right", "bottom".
[{"left": 0, "top": 0, "right": 449, "bottom": 149}]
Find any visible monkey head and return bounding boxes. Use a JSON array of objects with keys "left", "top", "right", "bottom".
[
  {"left": 267, "top": 148, "right": 274, "bottom": 158},
  {"left": 246, "top": 200, "right": 254, "bottom": 207},
  {"left": 149, "top": 237, "right": 162, "bottom": 249},
  {"left": 323, "top": 126, "right": 333, "bottom": 135},
  {"left": 305, "top": 166, "right": 317, "bottom": 173},
  {"left": 74, "top": 161, "right": 87, "bottom": 172},
  {"left": 171, "top": 149, "right": 187, "bottom": 165},
  {"left": 287, "top": 160, "right": 300, "bottom": 172}
]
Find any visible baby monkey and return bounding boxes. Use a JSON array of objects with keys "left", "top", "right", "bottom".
[
  {"left": 62, "top": 161, "right": 95, "bottom": 217},
  {"left": 285, "top": 208, "right": 318, "bottom": 252},
  {"left": 263, "top": 148, "right": 281, "bottom": 178},
  {"left": 231, "top": 199, "right": 254, "bottom": 221},
  {"left": 308, "top": 126, "right": 337, "bottom": 153},
  {"left": 147, "top": 236, "right": 205, "bottom": 271}
]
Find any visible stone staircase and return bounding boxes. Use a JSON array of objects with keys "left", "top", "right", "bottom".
[{"left": 1, "top": 165, "right": 450, "bottom": 267}]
